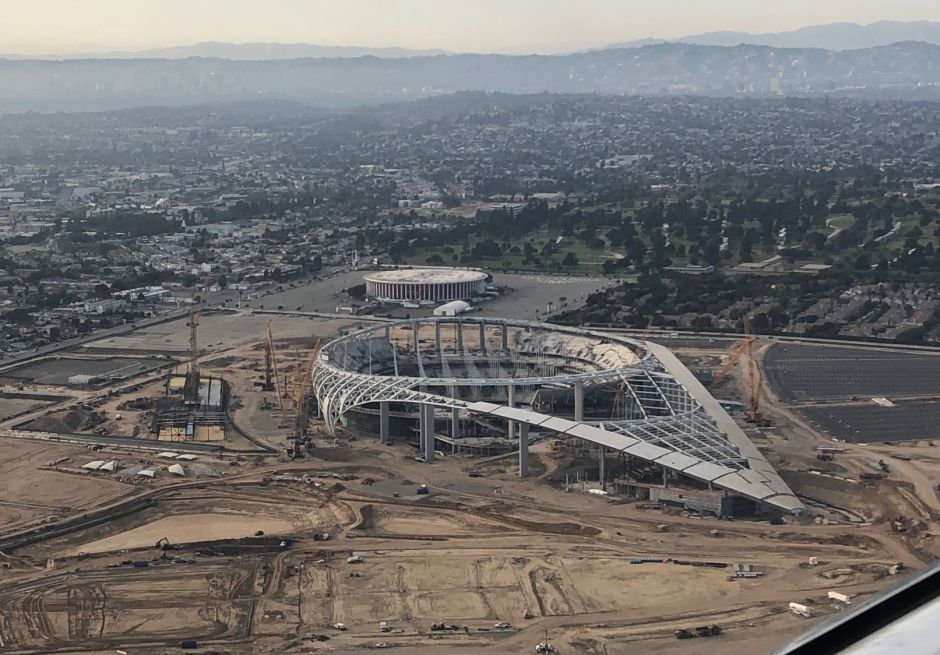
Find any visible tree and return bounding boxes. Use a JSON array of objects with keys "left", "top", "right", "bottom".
[
  {"left": 470, "top": 239, "right": 502, "bottom": 260},
  {"left": 562, "top": 252, "right": 579, "bottom": 267}
]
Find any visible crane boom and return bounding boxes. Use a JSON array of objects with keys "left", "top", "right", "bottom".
[
  {"left": 267, "top": 321, "right": 283, "bottom": 410},
  {"left": 710, "top": 318, "right": 754, "bottom": 387},
  {"left": 290, "top": 339, "right": 322, "bottom": 457}
]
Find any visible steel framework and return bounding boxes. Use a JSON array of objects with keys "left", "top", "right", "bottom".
[{"left": 311, "top": 317, "right": 803, "bottom": 513}]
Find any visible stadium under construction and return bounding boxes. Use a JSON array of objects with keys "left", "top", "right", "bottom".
[{"left": 312, "top": 317, "right": 804, "bottom": 516}]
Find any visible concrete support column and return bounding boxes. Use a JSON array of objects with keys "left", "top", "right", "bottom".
[
  {"left": 424, "top": 404, "right": 435, "bottom": 462},
  {"left": 662, "top": 467, "right": 668, "bottom": 487},
  {"left": 435, "top": 321, "right": 442, "bottom": 354},
  {"left": 519, "top": 423, "right": 529, "bottom": 477},
  {"left": 501, "top": 323, "right": 509, "bottom": 351},
  {"left": 599, "top": 446, "right": 606, "bottom": 489},
  {"left": 574, "top": 381, "right": 584, "bottom": 422},
  {"left": 479, "top": 321, "right": 487, "bottom": 354},
  {"left": 456, "top": 321, "right": 464, "bottom": 352},
  {"left": 449, "top": 384, "right": 460, "bottom": 441},
  {"left": 506, "top": 384, "right": 515, "bottom": 440},
  {"left": 379, "top": 401, "right": 390, "bottom": 444},
  {"left": 422, "top": 403, "right": 435, "bottom": 462},
  {"left": 413, "top": 323, "right": 420, "bottom": 354}
]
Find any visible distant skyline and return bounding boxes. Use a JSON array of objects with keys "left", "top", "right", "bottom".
[{"left": 4, "top": 0, "right": 940, "bottom": 55}]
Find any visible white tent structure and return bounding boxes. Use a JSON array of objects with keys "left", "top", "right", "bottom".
[
  {"left": 433, "top": 300, "right": 472, "bottom": 317},
  {"left": 167, "top": 463, "right": 185, "bottom": 476},
  {"left": 137, "top": 468, "right": 156, "bottom": 478},
  {"left": 81, "top": 460, "right": 105, "bottom": 470}
]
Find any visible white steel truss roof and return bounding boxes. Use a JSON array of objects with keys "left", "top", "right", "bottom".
[{"left": 312, "top": 319, "right": 803, "bottom": 513}]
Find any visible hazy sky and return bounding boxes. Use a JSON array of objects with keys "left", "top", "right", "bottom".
[{"left": 4, "top": 0, "right": 940, "bottom": 55}]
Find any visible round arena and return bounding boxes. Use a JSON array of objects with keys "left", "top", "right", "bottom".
[
  {"left": 363, "top": 268, "right": 488, "bottom": 303},
  {"left": 312, "top": 317, "right": 803, "bottom": 515}
]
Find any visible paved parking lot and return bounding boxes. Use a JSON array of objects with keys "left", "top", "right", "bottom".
[
  {"left": 2, "top": 357, "right": 164, "bottom": 386},
  {"left": 799, "top": 401, "right": 940, "bottom": 443},
  {"left": 764, "top": 343, "right": 940, "bottom": 402}
]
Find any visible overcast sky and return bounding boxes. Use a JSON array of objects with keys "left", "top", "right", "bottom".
[{"left": 4, "top": 0, "right": 940, "bottom": 55}]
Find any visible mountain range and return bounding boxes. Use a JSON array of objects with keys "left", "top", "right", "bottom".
[
  {"left": 601, "top": 20, "right": 940, "bottom": 51},
  {"left": 2, "top": 41, "right": 940, "bottom": 113},
  {"left": 5, "top": 21, "right": 940, "bottom": 60},
  {"left": 0, "top": 42, "right": 447, "bottom": 61}
]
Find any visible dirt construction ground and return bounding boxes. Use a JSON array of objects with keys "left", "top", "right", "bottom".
[
  {"left": 0, "top": 319, "right": 938, "bottom": 655},
  {"left": 0, "top": 429, "right": 935, "bottom": 655}
]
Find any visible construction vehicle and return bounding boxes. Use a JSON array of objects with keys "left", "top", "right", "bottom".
[
  {"left": 155, "top": 537, "right": 170, "bottom": 550},
  {"left": 535, "top": 629, "right": 557, "bottom": 653},
  {"left": 674, "top": 625, "right": 722, "bottom": 639}
]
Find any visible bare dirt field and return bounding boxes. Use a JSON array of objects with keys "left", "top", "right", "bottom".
[
  {"left": 62, "top": 513, "right": 296, "bottom": 556},
  {"left": 0, "top": 431, "right": 929, "bottom": 655},
  {"left": 0, "top": 395, "right": 56, "bottom": 420},
  {"left": 0, "top": 440, "right": 130, "bottom": 534},
  {"left": 0, "top": 326, "right": 937, "bottom": 655}
]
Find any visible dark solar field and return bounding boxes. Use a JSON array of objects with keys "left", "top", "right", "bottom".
[
  {"left": 799, "top": 401, "right": 940, "bottom": 443},
  {"left": 763, "top": 344, "right": 940, "bottom": 402}
]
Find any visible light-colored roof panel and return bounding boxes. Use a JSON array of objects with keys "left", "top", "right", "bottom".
[
  {"left": 167, "top": 463, "right": 185, "bottom": 476},
  {"left": 176, "top": 454, "right": 199, "bottom": 461},
  {"left": 81, "top": 460, "right": 105, "bottom": 470},
  {"left": 466, "top": 402, "right": 502, "bottom": 414},
  {"left": 737, "top": 469, "right": 775, "bottom": 486},
  {"left": 710, "top": 471, "right": 776, "bottom": 500},
  {"left": 157, "top": 451, "right": 180, "bottom": 459},
  {"left": 684, "top": 461, "right": 732, "bottom": 483},
  {"left": 137, "top": 468, "right": 156, "bottom": 478},
  {"left": 508, "top": 408, "right": 553, "bottom": 426},
  {"left": 565, "top": 424, "right": 638, "bottom": 451},
  {"left": 538, "top": 417, "right": 581, "bottom": 433},
  {"left": 625, "top": 442, "right": 674, "bottom": 461},
  {"left": 762, "top": 493, "right": 805, "bottom": 512},
  {"left": 364, "top": 268, "right": 487, "bottom": 285},
  {"left": 486, "top": 406, "right": 519, "bottom": 419},
  {"left": 654, "top": 451, "right": 700, "bottom": 472}
]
